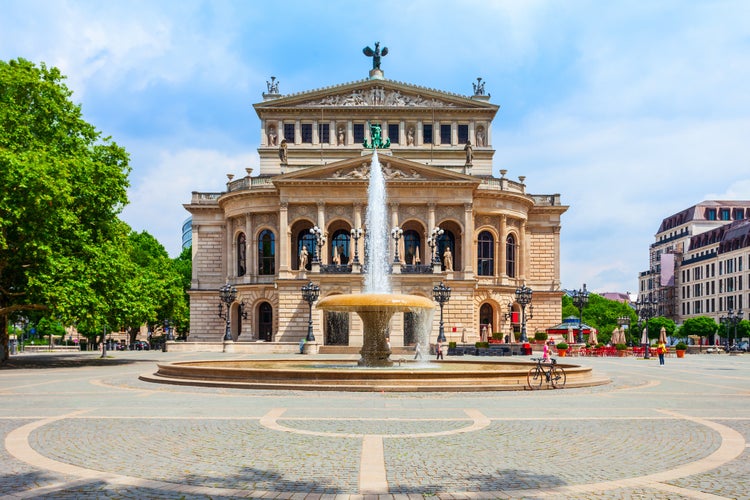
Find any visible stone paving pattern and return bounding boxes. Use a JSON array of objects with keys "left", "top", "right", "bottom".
[{"left": 1, "top": 351, "right": 749, "bottom": 499}]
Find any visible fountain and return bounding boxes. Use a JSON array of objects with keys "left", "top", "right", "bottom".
[{"left": 317, "top": 148, "right": 435, "bottom": 367}]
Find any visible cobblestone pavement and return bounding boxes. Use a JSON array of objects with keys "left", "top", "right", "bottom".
[{"left": 1, "top": 351, "right": 749, "bottom": 499}]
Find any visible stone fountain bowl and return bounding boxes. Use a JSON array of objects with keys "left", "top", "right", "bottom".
[{"left": 316, "top": 293, "right": 434, "bottom": 312}]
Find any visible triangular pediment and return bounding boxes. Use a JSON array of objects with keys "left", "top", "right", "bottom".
[
  {"left": 254, "top": 78, "right": 498, "bottom": 112},
  {"left": 273, "top": 153, "right": 479, "bottom": 185}
]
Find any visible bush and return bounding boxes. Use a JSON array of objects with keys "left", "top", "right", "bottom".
[
  {"left": 491, "top": 332, "right": 503, "bottom": 341},
  {"left": 615, "top": 343, "right": 627, "bottom": 351},
  {"left": 475, "top": 341, "right": 489, "bottom": 349},
  {"left": 556, "top": 342, "right": 569, "bottom": 350},
  {"left": 675, "top": 342, "right": 688, "bottom": 350},
  {"left": 534, "top": 331, "right": 548, "bottom": 341},
  {"left": 448, "top": 341, "right": 456, "bottom": 348}
]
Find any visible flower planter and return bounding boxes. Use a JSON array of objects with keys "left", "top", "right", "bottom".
[
  {"left": 676, "top": 349, "right": 685, "bottom": 358},
  {"left": 558, "top": 349, "right": 568, "bottom": 357},
  {"left": 617, "top": 350, "right": 626, "bottom": 357}
]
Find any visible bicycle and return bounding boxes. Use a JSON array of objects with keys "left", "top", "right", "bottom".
[{"left": 527, "top": 357, "right": 566, "bottom": 390}]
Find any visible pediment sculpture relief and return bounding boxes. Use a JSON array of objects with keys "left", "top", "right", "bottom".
[
  {"left": 330, "top": 163, "right": 423, "bottom": 180},
  {"left": 301, "top": 87, "right": 457, "bottom": 108}
]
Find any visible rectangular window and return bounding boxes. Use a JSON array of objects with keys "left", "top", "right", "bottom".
[
  {"left": 734, "top": 208, "right": 744, "bottom": 220},
  {"left": 318, "top": 123, "right": 330, "bottom": 143},
  {"left": 707, "top": 208, "right": 717, "bottom": 220},
  {"left": 440, "top": 124, "right": 451, "bottom": 144},
  {"left": 283, "top": 123, "right": 295, "bottom": 142},
  {"left": 353, "top": 123, "right": 365, "bottom": 144},
  {"left": 388, "top": 124, "right": 399, "bottom": 144},
  {"left": 458, "top": 124, "right": 469, "bottom": 144},
  {"left": 712, "top": 263, "right": 715, "bottom": 277},
  {"left": 694, "top": 300, "right": 701, "bottom": 314},
  {"left": 739, "top": 256, "right": 743, "bottom": 272},
  {"left": 721, "top": 208, "right": 730, "bottom": 220},
  {"left": 301, "top": 123, "right": 313, "bottom": 143},
  {"left": 423, "top": 124, "right": 433, "bottom": 144}
]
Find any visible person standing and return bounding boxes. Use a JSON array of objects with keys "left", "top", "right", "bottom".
[
  {"left": 436, "top": 340, "right": 444, "bottom": 360},
  {"left": 657, "top": 341, "right": 666, "bottom": 365}
]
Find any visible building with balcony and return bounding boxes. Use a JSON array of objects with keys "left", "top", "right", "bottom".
[{"left": 185, "top": 59, "right": 567, "bottom": 346}]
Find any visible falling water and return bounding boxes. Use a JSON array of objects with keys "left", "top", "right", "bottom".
[{"left": 364, "top": 149, "right": 391, "bottom": 293}]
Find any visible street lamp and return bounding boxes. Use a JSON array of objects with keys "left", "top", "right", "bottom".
[
  {"left": 218, "top": 283, "right": 238, "bottom": 341},
  {"left": 515, "top": 285, "right": 533, "bottom": 343},
  {"left": 350, "top": 228, "right": 363, "bottom": 265},
  {"left": 164, "top": 318, "right": 174, "bottom": 341},
  {"left": 432, "top": 281, "right": 451, "bottom": 342},
  {"left": 391, "top": 226, "right": 403, "bottom": 263},
  {"left": 571, "top": 283, "right": 589, "bottom": 344},
  {"left": 720, "top": 309, "right": 743, "bottom": 351},
  {"left": 309, "top": 226, "right": 326, "bottom": 264},
  {"left": 617, "top": 315, "right": 631, "bottom": 345},
  {"left": 301, "top": 281, "right": 320, "bottom": 342},
  {"left": 427, "top": 227, "right": 444, "bottom": 264},
  {"left": 635, "top": 297, "right": 656, "bottom": 359}
]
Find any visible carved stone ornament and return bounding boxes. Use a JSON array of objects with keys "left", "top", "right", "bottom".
[
  {"left": 302, "top": 88, "right": 456, "bottom": 108},
  {"left": 330, "top": 162, "right": 423, "bottom": 180}
]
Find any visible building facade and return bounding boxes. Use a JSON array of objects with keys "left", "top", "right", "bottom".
[
  {"left": 639, "top": 201, "right": 750, "bottom": 325},
  {"left": 185, "top": 63, "right": 567, "bottom": 346}
]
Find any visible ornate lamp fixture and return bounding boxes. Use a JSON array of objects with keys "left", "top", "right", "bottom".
[
  {"left": 391, "top": 227, "right": 403, "bottom": 263},
  {"left": 571, "top": 283, "right": 589, "bottom": 344},
  {"left": 515, "top": 285, "right": 533, "bottom": 343},
  {"left": 218, "top": 283, "right": 238, "bottom": 341},
  {"left": 432, "top": 281, "right": 452, "bottom": 343},
  {"left": 350, "top": 228, "right": 363, "bottom": 265},
  {"left": 301, "top": 281, "right": 320, "bottom": 342}
]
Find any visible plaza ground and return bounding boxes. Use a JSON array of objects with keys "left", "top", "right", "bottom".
[{"left": 1, "top": 351, "right": 749, "bottom": 499}]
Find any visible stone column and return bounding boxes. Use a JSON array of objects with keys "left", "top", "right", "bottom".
[
  {"left": 463, "top": 203, "right": 474, "bottom": 276},
  {"left": 260, "top": 119, "right": 267, "bottom": 146},
  {"left": 452, "top": 122, "right": 458, "bottom": 146},
  {"left": 399, "top": 120, "right": 406, "bottom": 145},
  {"left": 250, "top": 213, "right": 258, "bottom": 281},
  {"left": 390, "top": 202, "right": 400, "bottom": 271},
  {"left": 434, "top": 120, "right": 440, "bottom": 146},
  {"left": 346, "top": 121, "right": 353, "bottom": 146},
  {"left": 499, "top": 215, "right": 507, "bottom": 279},
  {"left": 317, "top": 201, "right": 327, "bottom": 264},
  {"left": 312, "top": 120, "right": 319, "bottom": 144},
  {"left": 329, "top": 120, "right": 336, "bottom": 145},
  {"left": 294, "top": 120, "right": 301, "bottom": 145},
  {"left": 279, "top": 201, "right": 290, "bottom": 276},
  {"left": 519, "top": 221, "right": 527, "bottom": 281},
  {"left": 225, "top": 219, "right": 233, "bottom": 281},
  {"left": 417, "top": 121, "right": 424, "bottom": 146}
]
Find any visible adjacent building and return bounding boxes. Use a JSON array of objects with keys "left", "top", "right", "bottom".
[
  {"left": 639, "top": 201, "right": 750, "bottom": 325},
  {"left": 185, "top": 57, "right": 568, "bottom": 347}
]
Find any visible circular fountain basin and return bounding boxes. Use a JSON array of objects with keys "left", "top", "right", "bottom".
[
  {"left": 317, "top": 293, "right": 435, "bottom": 367},
  {"left": 141, "top": 358, "right": 609, "bottom": 392}
]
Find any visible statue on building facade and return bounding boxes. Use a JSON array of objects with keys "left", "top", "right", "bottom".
[
  {"left": 299, "top": 245, "right": 308, "bottom": 270},
  {"left": 266, "top": 76, "right": 280, "bottom": 94},
  {"left": 363, "top": 42, "right": 388, "bottom": 70},
  {"left": 279, "top": 139, "right": 288, "bottom": 163},
  {"left": 472, "top": 77, "right": 486, "bottom": 96},
  {"left": 464, "top": 140, "right": 473, "bottom": 165},
  {"left": 476, "top": 127, "right": 486, "bottom": 147},
  {"left": 267, "top": 126, "right": 277, "bottom": 146},
  {"left": 443, "top": 247, "right": 453, "bottom": 272},
  {"left": 363, "top": 122, "right": 390, "bottom": 149}
]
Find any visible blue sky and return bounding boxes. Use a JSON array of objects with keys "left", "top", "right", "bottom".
[{"left": 2, "top": 0, "right": 749, "bottom": 295}]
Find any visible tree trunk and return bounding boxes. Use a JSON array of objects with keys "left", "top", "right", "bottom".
[{"left": 1, "top": 315, "right": 9, "bottom": 365}]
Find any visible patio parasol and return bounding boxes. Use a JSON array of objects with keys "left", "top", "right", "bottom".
[
  {"left": 611, "top": 327, "right": 620, "bottom": 345},
  {"left": 567, "top": 325, "right": 575, "bottom": 344},
  {"left": 589, "top": 328, "right": 598, "bottom": 345},
  {"left": 659, "top": 326, "right": 667, "bottom": 344},
  {"left": 641, "top": 327, "right": 649, "bottom": 346}
]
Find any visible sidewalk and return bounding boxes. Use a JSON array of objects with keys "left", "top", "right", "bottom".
[{"left": 1, "top": 351, "right": 748, "bottom": 499}]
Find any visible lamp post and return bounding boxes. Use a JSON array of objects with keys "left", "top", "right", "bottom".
[
  {"left": 515, "top": 285, "right": 533, "bottom": 343},
  {"left": 350, "top": 228, "right": 363, "bottom": 265},
  {"left": 218, "top": 283, "right": 238, "bottom": 341},
  {"left": 617, "top": 315, "right": 631, "bottom": 345},
  {"left": 164, "top": 318, "right": 174, "bottom": 341},
  {"left": 391, "top": 227, "right": 403, "bottom": 263},
  {"left": 635, "top": 297, "right": 656, "bottom": 359},
  {"left": 571, "top": 283, "right": 589, "bottom": 344},
  {"left": 301, "top": 281, "right": 320, "bottom": 342},
  {"left": 427, "top": 227, "right": 444, "bottom": 264},
  {"left": 720, "top": 309, "right": 743, "bottom": 351},
  {"left": 432, "top": 281, "right": 451, "bottom": 342}
]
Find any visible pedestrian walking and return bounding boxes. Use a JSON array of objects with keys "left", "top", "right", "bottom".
[
  {"left": 436, "top": 340, "right": 444, "bottom": 360},
  {"left": 657, "top": 341, "right": 666, "bottom": 365}
]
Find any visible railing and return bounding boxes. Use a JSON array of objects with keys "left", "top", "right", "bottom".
[
  {"left": 401, "top": 264, "right": 433, "bottom": 274},
  {"left": 320, "top": 264, "right": 352, "bottom": 274}
]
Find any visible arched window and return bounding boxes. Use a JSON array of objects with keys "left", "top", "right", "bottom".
[
  {"left": 297, "top": 229, "right": 315, "bottom": 270},
  {"left": 403, "top": 230, "right": 421, "bottom": 265},
  {"left": 237, "top": 233, "right": 246, "bottom": 277},
  {"left": 330, "top": 230, "right": 350, "bottom": 265},
  {"left": 477, "top": 231, "right": 494, "bottom": 276},
  {"left": 437, "top": 231, "right": 455, "bottom": 271},
  {"left": 506, "top": 234, "right": 516, "bottom": 278},
  {"left": 258, "top": 302, "right": 273, "bottom": 341},
  {"left": 258, "top": 230, "right": 275, "bottom": 275}
]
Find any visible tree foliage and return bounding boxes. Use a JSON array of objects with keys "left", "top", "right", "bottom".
[
  {"left": 563, "top": 293, "right": 637, "bottom": 343},
  {"left": 0, "top": 58, "right": 130, "bottom": 362},
  {"left": 679, "top": 316, "right": 718, "bottom": 343}
]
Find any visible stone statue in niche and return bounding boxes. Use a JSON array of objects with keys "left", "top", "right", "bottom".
[
  {"left": 267, "top": 126, "right": 277, "bottom": 146},
  {"left": 464, "top": 140, "right": 473, "bottom": 165},
  {"left": 443, "top": 247, "right": 453, "bottom": 272},
  {"left": 476, "top": 127, "right": 486, "bottom": 147},
  {"left": 299, "top": 245, "right": 308, "bottom": 270},
  {"left": 279, "top": 139, "right": 288, "bottom": 163},
  {"left": 337, "top": 127, "right": 345, "bottom": 145},
  {"left": 407, "top": 127, "right": 415, "bottom": 146}
]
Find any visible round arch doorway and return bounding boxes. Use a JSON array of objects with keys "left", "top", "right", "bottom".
[
  {"left": 480, "top": 303, "right": 494, "bottom": 342},
  {"left": 258, "top": 302, "right": 273, "bottom": 342}
]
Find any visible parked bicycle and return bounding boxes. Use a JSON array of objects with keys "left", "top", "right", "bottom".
[{"left": 527, "top": 357, "right": 566, "bottom": 390}]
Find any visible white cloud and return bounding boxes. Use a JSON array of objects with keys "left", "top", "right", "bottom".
[{"left": 120, "top": 148, "right": 259, "bottom": 257}]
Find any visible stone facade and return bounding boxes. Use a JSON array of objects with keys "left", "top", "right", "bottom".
[{"left": 185, "top": 68, "right": 568, "bottom": 346}]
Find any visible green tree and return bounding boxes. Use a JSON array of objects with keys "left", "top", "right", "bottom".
[
  {"left": 564, "top": 293, "right": 637, "bottom": 343},
  {"left": 0, "top": 58, "right": 130, "bottom": 363},
  {"left": 680, "top": 316, "right": 718, "bottom": 346},
  {"left": 171, "top": 246, "right": 192, "bottom": 336}
]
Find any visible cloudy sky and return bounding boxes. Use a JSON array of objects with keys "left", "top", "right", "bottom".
[{"left": 2, "top": 0, "right": 749, "bottom": 294}]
